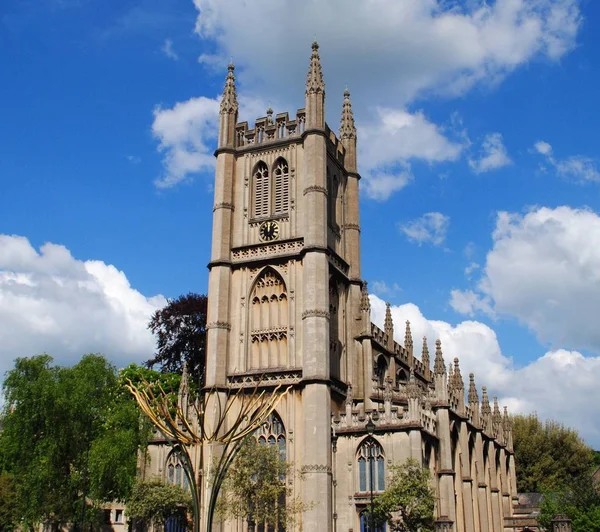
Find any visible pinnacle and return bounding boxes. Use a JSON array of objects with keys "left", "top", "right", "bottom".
[
  {"left": 306, "top": 41, "right": 325, "bottom": 95},
  {"left": 360, "top": 281, "right": 371, "bottom": 312},
  {"left": 340, "top": 87, "right": 356, "bottom": 140},
  {"left": 453, "top": 358, "right": 464, "bottom": 390},
  {"left": 421, "top": 337, "right": 430, "bottom": 369},
  {"left": 404, "top": 320, "right": 413, "bottom": 350},
  {"left": 468, "top": 373, "right": 479, "bottom": 404},
  {"left": 433, "top": 339, "right": 446, "bottom": 375},
  {"left": 481, "top": 386, "right": 491, "bottom": 416},
  {"left": 384, "top": 302, "right": 394, "bottom": 336},
  {"left": 220, "top": 61, "right": 238, "bottom": 114}
]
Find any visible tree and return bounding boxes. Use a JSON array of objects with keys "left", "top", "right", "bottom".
[
  {"left": 0, "top": 354, "right": 149, "bottom": 529},
  {"left": 512, "top": 414, "right": 594, "bottom": 493},
  {"left": 126, "top": 480, "right": 192, "bottom": 530},
  {"left": 538, "top": 475, "right": 600, "bottom": 532},
  {"left": 215, "top": 438, "right": 304, "bottom": 529},
  {"left": 0, "top": 472, "right": 17, "bottom": 531},
  {"left": 146, "top": 293, "right": 208, "bottom": 383},
  {"left": 369, "top": 459, "right": 436, "bottom": 532}
]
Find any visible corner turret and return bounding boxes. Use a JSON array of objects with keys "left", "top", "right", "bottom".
[
  {"left": 218, "top": 62, "right": 238, "bottom": 148},
  {"left": 305, "top": 42, "right": 325, "bottom": 130}
]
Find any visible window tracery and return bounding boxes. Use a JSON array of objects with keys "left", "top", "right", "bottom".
[
  {"left": 250, "top": 268, "right": 288, "bottom": 369},
  {"left": 165, "top": 452, "right": 189, "bottom": 490},
  {"left": 357, "top": 438, "right": 385, "bottom": 493},
  {"left": 252, "top": 158, "right": 290, "bottom": 219}
]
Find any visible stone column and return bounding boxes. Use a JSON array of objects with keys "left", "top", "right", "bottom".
[{"left": 435, "top": 408, "right": 456, "bottom": 525}]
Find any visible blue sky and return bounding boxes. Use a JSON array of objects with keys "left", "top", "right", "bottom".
[{"left": 2, "top": 0, "right": 600, "bottom": 444}]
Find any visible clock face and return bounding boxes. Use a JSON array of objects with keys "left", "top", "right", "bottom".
[{"left": 259, "top": 221, "right": 280, "bottom": 242}]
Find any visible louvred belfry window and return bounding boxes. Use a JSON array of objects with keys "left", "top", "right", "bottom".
[
  {"left": 273, "top": 158, "right": 289, "bottom": 215},
  {"left": 254, "top": 162, "right": 270, "bottom": 217}
]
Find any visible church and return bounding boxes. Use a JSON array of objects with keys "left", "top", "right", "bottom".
[{"left": 145, "top": 42, "right": 520, "bottom": 532}]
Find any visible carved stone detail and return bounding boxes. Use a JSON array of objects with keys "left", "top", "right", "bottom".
[
  {"left": 303, "top": 185, "right": 328, "bottom": 196},
  {"left": 213, "top": 202, "right": 234, "bottom": 212},
  {"left": 302, "top": 309, "right": 330, "bottom": 320},
  {"left": 301, "top": 464, "right": 332, "bottom": 473},
  {"left": 207, "top": 321, "right": 232, "bottom": 331},
  {"left": 232, "top": 239, "right": 303, "bottom": 263}
]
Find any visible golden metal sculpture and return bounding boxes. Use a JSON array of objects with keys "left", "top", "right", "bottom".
[{"left": 127, "top": 377, "right": 290, "bottom": 532}]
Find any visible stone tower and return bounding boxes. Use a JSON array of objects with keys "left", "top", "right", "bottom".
[
  {"left": 191, "top": 42, "right": 520, "bottom": 532},
  {"left": 205, "top": 42, "right": 362, "bottom": 529}
]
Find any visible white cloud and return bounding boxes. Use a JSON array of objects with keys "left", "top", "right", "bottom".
[
  {"left": 162, "top": 38, "right": 179, "bottom": 61},
  {"left": 399, "top": 212, "right": 450, "bottom": 246},
  {"left": 0, "top": 234, "right": 166, "bottom": 376},
  {"left": 369, "top": 294, "right": 600, "bottom": 445},
  {"left": 151, "top": 94, "right": 268, "bottom": 188},
  {"left": 449, "top": 288, "right": 493, "bottom": 317},
  {"left": 451, "top": 206, "right": 600, "bottom": 353},
  {"left": 468, "top": 132, "right": 511, "bottom": 173},
  {"left": 193, "top": 0, "right": 581, "bottom": 107},
  {"left": 464, "top": 261, "right": 480, "bottom": 279},
  {"left": 362, "top": 169, "right": 414, "bottom": 202},
  {"left": 533, "top": 140, "right": 600, "bottom": 182}
]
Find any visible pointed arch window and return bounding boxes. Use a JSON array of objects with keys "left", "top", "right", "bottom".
[
  {"left": 273, "top": 158, "right": 289, "bottom": 215},
  {"left": 253, "top": 159, "right": 290, "bottom": 219},
  {"left": 165, "top": 452, "right": 189, "bottom": 490},
  {"left": 254, "top": 162, "right": 270, "bottom": 218},
  {"left": 257, "top": 411, "right": 286, "bottom": 461},
  {"left": 360, "top": 512, "right": 386, "bottom": 532},
  {"left": 357, "top": 438, "right": 385, "bottom": 493},
  {"left": 249, "top": 268, "right": 288, "bottom": 370}
]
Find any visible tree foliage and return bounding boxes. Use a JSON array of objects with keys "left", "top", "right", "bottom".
[
  {"left": 538, "top": 475, "right": 600, "bottom": 532},
  {"left": 512, "top": 414, "right": 594, "bottom": 493},
  {"left": 369, "top": 459, "right": 436, "bottom": 532},
  {"left": 216, "top": 438, "right": 304, "bottom": 529},
  {"left": 126, "top": 480, "right": 192, "bottom": 529},
  {"left": 0, "top": 354, "right": 149, "bottom": 528},
  {"left": 146, "top": 292, "right": 208, "bottom": 383},
  {"left": 0, "top": 472, "right": 17, "bottom": 531}
]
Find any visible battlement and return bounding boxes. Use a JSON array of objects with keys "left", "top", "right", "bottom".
[{"left": 235, "top": 108, "right": 306, "bottom": 147}]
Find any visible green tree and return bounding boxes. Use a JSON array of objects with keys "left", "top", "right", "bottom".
[
  {"left": 0, "top": 472, "right": 18, "bottom": 531},
  {"left": 126, "top": 480, "right": 192, "bottom": 530},
  {"left": 538, "top": 475, "right": 600, "bottom": 532},
  {"left": 512, "top": 414, "right": 594, "bottom": 493},
  {"left": 146, "top": 293, "right": 208, "bottom": 383},
  {"left": 0, "top": 354, "right": 149, "bottom": 529},
  {"left": 216, "top": 438, "right": 304, "bottom": 529},
  {"left": 369, "top": 459, "right": 436, "bottom": 532}
]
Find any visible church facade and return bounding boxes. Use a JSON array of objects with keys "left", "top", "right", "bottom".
[{"left": 146, "top": 43, "right": 519, "bottom": 532}]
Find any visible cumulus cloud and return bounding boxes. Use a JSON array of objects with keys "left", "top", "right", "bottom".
[
  {"left": 193, "top": 0, "right": 581, "bottom": 106},
  {"left": 399, "top": 212, "right": 450, "bottom": 246},
  {"left": 533, "top": 140, "right": 600, "bottom": 182},
  {"left": 370, "top": 280, "right": 402, "bottom": 297},
  {"left": 369, "top": 294, "right": 600, "bottom": 445},
  {"left": 451, "top": 206, "right": 600, "bottom": 353},
  {"left": 0, "top": 234, "right": 166, "bottom": 376},
  {"left": 468, "top": 132, "right": 511, "bottom": 173},
  {"left": 152, "top": 0, "right": 582, "bottom": 195},
  {"left": 152, "top": 94, "right": 268, "bottom": 188},
  {"left": 162, "top": 38, "right": 179, "bottom": 61}
]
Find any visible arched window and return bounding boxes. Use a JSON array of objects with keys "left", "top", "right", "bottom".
[
  {"left": 165, "top": 452, "right": 189, "bottom": 490},
  {"left": 257, "top": 411, "right": 286, "bottom": 461},
  {"left": 254, "top": 162, "right": 270, "bottom": 218},
  {"left": 329, "top": 279, "right": 342, "bottom": 379},
  {"left": 357, "top": 438, "right": 385, "bottom": 493},
  {"left": 273, "top": 158, "right": 289, "bottom": 215},
  {"left": 373, "top": 356, "right": 387, "bottom": 388},
  {"left": 360, "top": 511, "right": 386, "bottom": 532},
  {"left": 249, "top": 269, "right": 288, "bottom": 369},
  {"left": 396, "top": 368, "right": 408, "bottom": 388}
]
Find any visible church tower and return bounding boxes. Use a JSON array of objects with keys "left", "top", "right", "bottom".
[{"left": 205, "top": 43, "right": 363, "bottom": 529}]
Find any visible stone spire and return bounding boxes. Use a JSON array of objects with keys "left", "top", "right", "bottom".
[
  {"left": 306, "top": 41, "right": 325, "bottom": 95},
  {"left": 218, "top": 62, "right": 238, "bottom": 147},
  {"left": 433, "top": 339, "right": 446, "bottom": 375},
  {"left": 453, "top": 358, "right": 464, "bottom": 392},
  {"left": 404, "top": 320, "right": 414, "bottom": 355},
  {"left": 360, "top": 281, "right": 371, "bottom": 336},
  {"left": 384, "top": 302, "right": 394, "bottom": 350},
  {"left": 492, "top": 396, "right": 502, "bottom": 438},
  {"left": 406, "top": 369, "right": 422, "bottom": 421},
  {"left": 340, "top": 88, "right": 356, "bottom": 140},
  {"left": 220, "top": 62, "right": 238, "bottom": 114},
  {"left": 433, "top": 339, "right": 448, "bottom": 402},
  {"left": 468, "top": 373, "right": 479, "bottom": 404},
  {"left": 421, "top": 337, "right": 430, "bottom": 373},
  {"left": 305, "top": 41, "right": 325, "bottom": 129},
  {"left": 481, "top": 387, "right": 491, "bottom": 432},
  {"left": 360, "top": 281, "right": 370, "bottom": 311}
]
